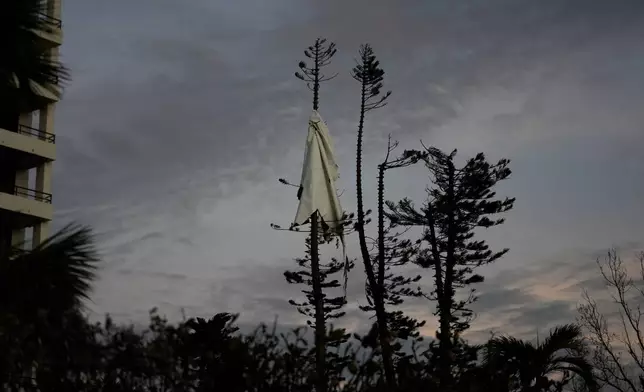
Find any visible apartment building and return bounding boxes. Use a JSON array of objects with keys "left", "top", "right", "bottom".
[{"left": 0, "top": 1, "right": 63, "bottom": 253}]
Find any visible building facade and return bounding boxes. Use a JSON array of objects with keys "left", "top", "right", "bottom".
[{"left": 0, "top": 0, "right": 63, "bottom": 253}]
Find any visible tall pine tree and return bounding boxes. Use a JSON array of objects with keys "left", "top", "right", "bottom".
[
  {"left": 280, "top": 37, "right": 351, "bottom": 392},
  {"left": 386, "top": 145, "right": 515, "bottom": 390},
  {"left": 351, "top": 43, "right": 398, "bottom": 388},
  {"left": 358, "top": 139, "right": 425, "bottom": 354}
]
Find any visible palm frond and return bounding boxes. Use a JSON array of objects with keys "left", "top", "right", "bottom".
[
  {"left": 484, "top": 336, "right": 536, "bottom": 363},
  {"left": 540, "top": 324, "right": 585, "bottom": 357},
  {"left": 548, "top": 355, "right": 599, "bottom": 392},
  {"left": 0, "top": 0, "right": 69, "bottom": 102},
  {"left": 479, "top": 325, "right": 599, "bottom": 392},
  {"left": 2, "top": 0, "right": 49, "bottom": 34},
  {"left": 0, "top": 223, "right": 99, "bottom": 318}
]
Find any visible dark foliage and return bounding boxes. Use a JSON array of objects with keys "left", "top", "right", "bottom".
[
  {"left": 0, "top": 305, "right": 600, "bottom": 392},
  {"left": 286, "top": 237, "right": 355, "bottom": 326},
  {"left": 470, "top": 324, "right": 598, "bottom": 392},
  {"left": 358, "top": 139, "right": 426, "bottom": 356},
  {"left": 295, "top": 37, "right": 338, "bottom": 111},
  {"left": 0, "top": 224, "right": 99, "bottom": 318}
]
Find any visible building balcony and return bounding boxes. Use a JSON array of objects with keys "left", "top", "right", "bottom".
[
  {"left": 0, "top": 124, "right": 56, "bottom": 169},
  {"left": 13, "top": 124, "right": 55, "bottom": 143},
  {"left": 11, "top": 82, "right": 61, "bottom": 115},
  {"left": 0, "top": 186, "right": 53, "bottom": 230},
  {"left": 39, "top": 11, "right": 62, "bottom": 29},
  {"left": 13, "top": 186, "right": 52, "bottom": 204},
  {"left": 33, "top": 11, "right": 63, "bottom": 48},
  {"left": 31, "top": 77, "right": 61, "bottom": 104}
]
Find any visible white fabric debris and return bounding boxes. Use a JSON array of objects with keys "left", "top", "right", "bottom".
[
  {"left": 294, "top": 110, "right": 344, "bottom": 232},
  {"left": 293, "top": 109, "right": 349, "bottom": 295}
]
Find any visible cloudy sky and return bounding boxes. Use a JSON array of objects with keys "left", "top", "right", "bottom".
[{"left": 54, "top": 0, "right": 644, "bottom": 340}]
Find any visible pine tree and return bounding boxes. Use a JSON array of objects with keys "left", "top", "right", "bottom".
[
  {"left": 386, "top": 145, "right": 515, "bottom": 390},
  {"left": 285, "top": 237, "right": 354, "bottom": 327},
  {"left": 358, "top": 139, "right": 425, "bottom": 356},
  {"left": 284, "top": 235, "right": 355, "bottom": 387},
  {"left": 277, "top": 37, "right": 349, "bottom": 392},
  {"left": 350, "top": 43, "right": 398, "bottom": 388}
]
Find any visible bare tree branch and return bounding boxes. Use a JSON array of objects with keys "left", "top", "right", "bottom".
[{"left": 577, "top": 249, "right": 644, "bottom": 392}]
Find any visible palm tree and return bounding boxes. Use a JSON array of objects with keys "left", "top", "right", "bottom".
[
  {"left": 1, "top": 0, "right": 69, "bottom": 127},
  {"left": 0, "top": 223, "right": 99, "bottom": 320},
  {"left": 474, "top": 324, "right": 598, "bottom": 392},
  {"left": 0, "top": 224, "right": 99, "bottom": 390}
]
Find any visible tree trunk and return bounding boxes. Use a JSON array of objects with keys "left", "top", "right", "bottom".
[
  {"left": 310, "top": 212, "right": 327, "bottom": 392},
  {"left": 355, "top": 91, "right": 396, "bottom": 389},
  {"left": 438, "top": 162, "right": 457, "bottom": 389}
]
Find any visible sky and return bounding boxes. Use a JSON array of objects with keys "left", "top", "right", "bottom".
[{"left": 54, "top": 0, "right": 644, "bottom": 341}]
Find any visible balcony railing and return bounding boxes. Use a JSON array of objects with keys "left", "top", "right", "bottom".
[
  {"left": 9, "top": 124, "right": 57, "bottom": 143},
  {"left": 37, "top": 11, "right": 62, "bottom": 29},
  {"left": 13, "top": 186, "right": 53, "bottom": 204}
]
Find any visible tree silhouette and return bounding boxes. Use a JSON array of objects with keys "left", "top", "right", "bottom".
[
  {"left": 578, "top": 249, "right": 644, "bottom": 392},
  {"left": 0, "top": 223, "right": 99, "bottom": 391},
  {"left": 285, "top": 237, "right": 355, "bottom": 326},
  {"left": 295, "top": 37, "right": 338, "bottom": 113},
  {"left": 350, "top": 43, "right": 397, "bottom": 388},
  {"left": 0, "top": 223, "right": 98, "bottom": 319},
  {"left": 475, "top": 324, "right": 598, "bottom": 392},
  {"left": 386, "top": 145, "right": 515, "bottom": 389},
  {"left": 357, "top": 138, "right": 426, "bottom": 361},
  {"left": 282, "top": 36, "right": 343, "bottom": 392}
]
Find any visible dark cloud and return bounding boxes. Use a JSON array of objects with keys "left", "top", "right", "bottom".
[
  {"left": 506, "top": 301, "right": 576, "bottom": 332},
  {"left": 473, "top": 287, "right": 536, "bottom": 314},
  {"left": 116, "top": 269, "right": 189, "bottom": 282},
  {"left": 576, "top": 276, "right": 609, "bottom": 293},
  {"left": 466, "top": 301, "right": 576, "bottom": 343}
]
